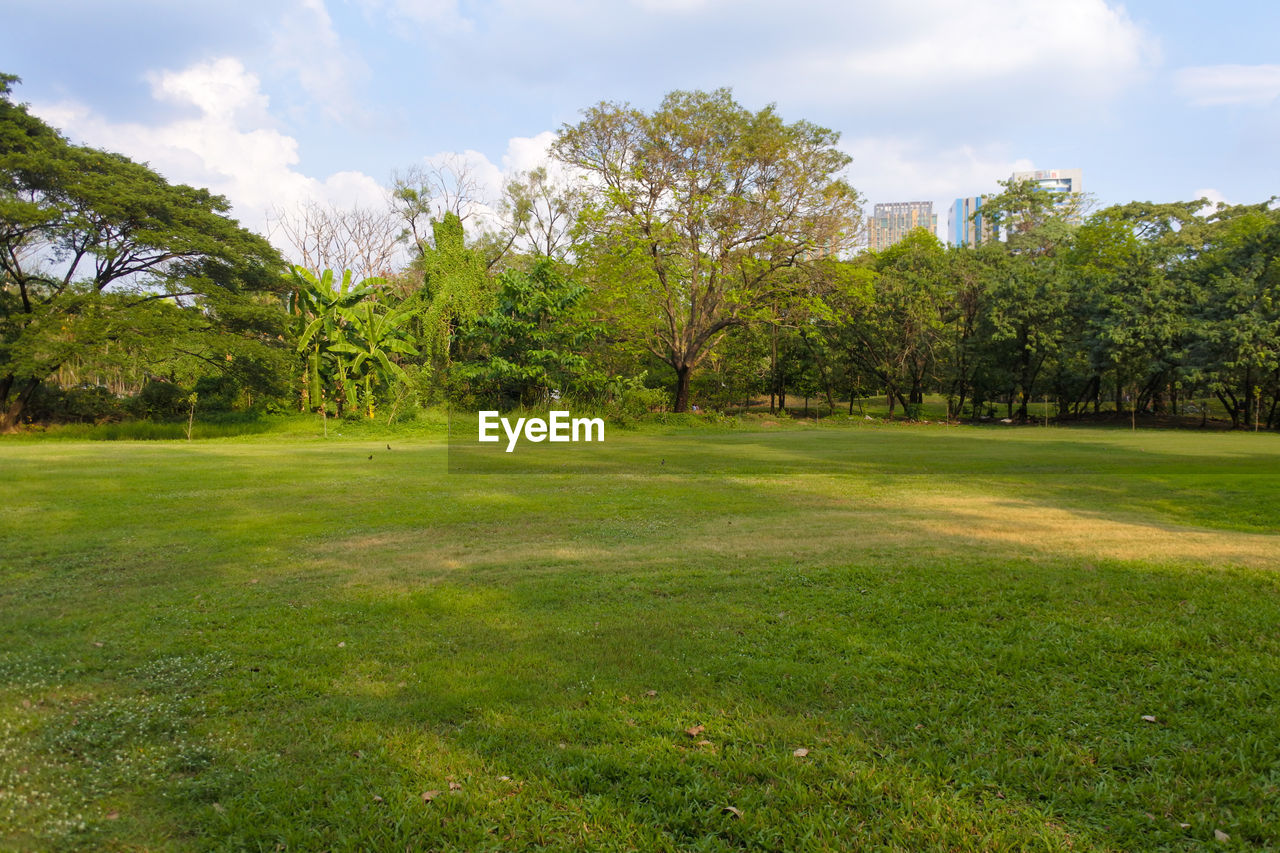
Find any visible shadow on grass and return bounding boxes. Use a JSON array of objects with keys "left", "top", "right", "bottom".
[{"left": 2, "top": 430, "right": 1278, "bottom": 849}]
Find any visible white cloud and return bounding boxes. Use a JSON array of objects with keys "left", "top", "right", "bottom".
[
  {"left": 1193, "top": 187, "right": 1229, "bottom": 214},
  {"left": 630, "top": 0, "right": 720, "bottom": 13},
  {"left": 271, "top": 0, "right": 370, "bottom": 121},
  {"left": 356, "top": 0, "right": 473, "bottom": 33},
  {"left": 1175, "top": 65, "right": 1280, "bottom": 106},
  {"left": 32, "top": 58, "right": 388, "bottom": 253},
  {"left": 412, "top": 132, "right": 563, "bottom": 233},
  {"left": 744, "top": 0, "right": 1154, "bottom": 106},
  {"left": 501, "top": 130, "right": 558, "bottom": 175}
]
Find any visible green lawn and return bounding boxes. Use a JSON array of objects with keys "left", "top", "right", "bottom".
[{"left": 1, "top": 424, "right": 1278, "bottom": 851}]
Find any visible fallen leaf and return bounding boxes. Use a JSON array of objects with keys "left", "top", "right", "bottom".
[
  {"left": 249, "top": 578, "right": 259, "bottom": 584},
  {"left": 212, "top": 802, "right": 226, "bottom": 814},
  {"left": 372, "top": 795, "right": 383, "bottom": 803},
  {"left": 1179, "top": 823, "right": 1191, "bottom": 829},
  {"left": 625, "top": 718, "right": 637, "bottom": 727},
  {"left": 498, "top": 776, "right": 510, "bottom": 782},
  {"left": 422, "top": 790, "right": 440, "bottom": 802},
  {"left": 793, "top": 747, "right": 809, "bottom": 757},
  {"left": 620, "top": 695, "right": 631, "bottom": 703},
  {"left": 1145, "top": 812, "right": 1156, "bottom": 820},
  {"left": 645, "top": 690, "right": 657, "bottom": 697},
  {"left": 105, "top": 811, "right": 119, "bottom": 820},
  {"left": 1214, "top": 829, "right": 1230, "bottom": 842},
  {"left": 914, "top": 723, "right": 924, "bottom": 730},
  {"left": 558, "top": 742, "right": 567, "bottom": 749},
  {"left": 722, "top": 806, "right": 742, "bottom": 819},
  {"left": 686, "top": 725, "right": 705, "bottom": 737},
  {"left": 337, "top": 641, "right": 346, "bottom": 648},
  {"left": 696, "top": 739, "right": 713, "bottom": 747},
  {"left": 448, "top": 781, "right": 462, "bottom": 791},
  {"left": 1141, "top": 715, "right": 1157, "bottom": 723},
  {"left": 93, "top": 642, "right": 104, "bottom": 648}
]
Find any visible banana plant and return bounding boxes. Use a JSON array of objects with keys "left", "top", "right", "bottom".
[
  {"left": 287, "top": 267, "right": 382, "bottom": 415},
  {"left": 330, "top": 302, "right": 418, "bottom": 418}
]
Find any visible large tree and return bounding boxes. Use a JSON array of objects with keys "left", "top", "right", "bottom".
[
  {"left": 553, "top": 88, "right": 860, "bottom": 411},
  {"left": 0, "top": 75, "right": 284, "bottom": 430}
]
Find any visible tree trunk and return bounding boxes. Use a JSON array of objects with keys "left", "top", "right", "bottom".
[
  {"left": 1216, "top": 390, "right": 1239, "bottom": 429},
  {"left": 0, "top": 377, "right": 40, "bottom": 433},
  {"left": 674, "top": 364, "right": 692, "bottom": 413},
  {"left": 769, "top": 325, "right": 779, "bottom": 414}
]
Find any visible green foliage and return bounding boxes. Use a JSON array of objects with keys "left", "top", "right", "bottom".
[
  {"left": 454, "top": 258, "right": 600, "bottom": 408},
  {"left": 0, "top": 77, "right": 286, "bottom": 430},
  {"left": 417, "top": 212, "right": 493, "bottom": 363},
  {"left": 555, "top": 88, "right": 861, "bottom": 411}
]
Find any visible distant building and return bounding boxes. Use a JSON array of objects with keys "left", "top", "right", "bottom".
[
  {"left": 1011, "top": 168, "right": 1082, "bottom": 195},
  {"left": 950, "top": 168, "right": 1085, "bottom": 246},
  {"left": 1010, "top": 168, "right": 1084, "bottom": 220},
  {"left": 868, "top": 201, "right": 937, "bottom": 251},
  {"left": 949, "top": 195, "right": 992, "bottom": 247}
]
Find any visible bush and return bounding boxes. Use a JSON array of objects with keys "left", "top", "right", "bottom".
[
  {"left": 130, "top": 380, "right": 187, "bottom": 419},
  {"left": 25, "top": 384, "right": 125, "bottom": 424},
  {"left": 604, "top": 374, "right": 670, "bottom": 424}
]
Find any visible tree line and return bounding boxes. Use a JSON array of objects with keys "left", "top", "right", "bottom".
[{"left": 2, "top": 77, "right": 1277, "bottom": 432}]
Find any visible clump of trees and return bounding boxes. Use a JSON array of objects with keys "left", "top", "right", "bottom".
[{"left": 2, "top": 74, "right": 1278, "bottom": 432}]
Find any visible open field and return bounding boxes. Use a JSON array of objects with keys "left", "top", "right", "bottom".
[{"left": 1, "top": 425, "right": 1278, "bottom": 851}]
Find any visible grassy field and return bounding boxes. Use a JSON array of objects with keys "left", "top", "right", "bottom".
[{"left": 1, "top": 424, "right": 1278, "bottom": 851}]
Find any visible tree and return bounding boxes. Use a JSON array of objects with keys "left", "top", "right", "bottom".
[
  {"left": 0, "top": 74, "right": 284, "bottom": 431},
  {"left": 414, "top": 212, "right": 494, "bottom": 366},
  {"left": 267, "top": 200, "right": 401, "bottom": 281},
  {"left": 553, "top": 88, "right": 861, "bottom": 411},
  {"left": 972, "top": 178, "right": 1078, "bottom": 421},
  {"left": 502, "top": 166, "right": 581, "bottom": 260},
  {"left": 1180, "top": 202, "right": 1280, "bottom": 429},
  {"left": 330, "top": 300, "right": 417, "bottom": 418},
  {"left": 454, "top": 258, "right": 599, "bottom": 408},
  {"left": 288, "top": 267, "right": 377, "bottom": 417}
]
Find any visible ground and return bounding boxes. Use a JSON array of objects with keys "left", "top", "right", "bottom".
[{"left": 1, "top": 422, "right": 1277, "bottom": 850}]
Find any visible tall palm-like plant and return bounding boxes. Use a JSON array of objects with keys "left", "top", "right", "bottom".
[
  {"left": 287, "top": 267, "right": 381, "bottom": 417},
  {"left": 331, "top": 302, "right": 418, "bottom": 418}
]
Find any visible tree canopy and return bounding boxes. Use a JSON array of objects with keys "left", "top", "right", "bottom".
[
  {"left": 0, "top": 75, "right": 285, "bottom": 430},
  {"left": 553, "top": 88, "right": 861, "bottom": 411}
]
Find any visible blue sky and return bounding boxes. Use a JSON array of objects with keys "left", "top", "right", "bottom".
[{"left": 7, "top": 0, "right": 1280, "bottom": 246}]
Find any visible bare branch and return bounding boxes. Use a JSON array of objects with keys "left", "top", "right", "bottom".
[{"left": 267, "top": 200, "right": 402, "bottom": 279}]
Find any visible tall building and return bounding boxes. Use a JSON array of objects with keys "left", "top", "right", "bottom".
[
  {"left": 950, "top": 169, "right": 1085, "bottom": 246},
  {"left": 1011, "top": 168, "right": 1082, "bottom": 195},
  {"left": 868, "top": 201, "right": 937, "bottom": 251},
  {"left": 949, "top": 195, "right": 992, "bottom": 247},
  {"left": 1010, "top": 168, "right": 1084, "bottom": 220}
]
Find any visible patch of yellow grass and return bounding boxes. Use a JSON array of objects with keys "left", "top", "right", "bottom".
[{"left": 900, "top": 492, "right": 1280, "bottom": 569}]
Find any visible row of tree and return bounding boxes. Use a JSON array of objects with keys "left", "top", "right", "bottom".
[{"left": 2, "top": 77, "right": 1278, "bottom": 432}]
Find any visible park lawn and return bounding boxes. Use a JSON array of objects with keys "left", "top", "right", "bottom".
[{"left": 0, "top": 424, "right": 1278, "bottom": 851}]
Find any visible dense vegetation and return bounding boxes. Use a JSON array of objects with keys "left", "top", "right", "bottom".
[{"left": 3, "top": 78, "right": 1278, "bottom": 432}]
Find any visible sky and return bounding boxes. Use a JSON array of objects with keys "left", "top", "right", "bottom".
[{"left": 6, "top": 0, "right": 1280, "bottom": 251}]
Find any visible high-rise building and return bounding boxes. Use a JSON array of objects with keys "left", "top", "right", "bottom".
[
  {"left": 949, "top": 196, "right": 992, "bottom": 247},
  {"left": 1011, "top": 168, "right": 1082, "bottom": 195},
  {"left": 950, "top": 169, "right": 1085, "bottom": 246},
  {"left": 1010, "top": 168, "right": 1084, "bottom": 220},
  {"left": 868, "top": 201, "right": 937, "bottom": 251}
]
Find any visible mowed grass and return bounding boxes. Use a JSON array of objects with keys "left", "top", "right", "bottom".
[{"left": 1, "top": 425, "right": 1278, "bottom": 851}]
